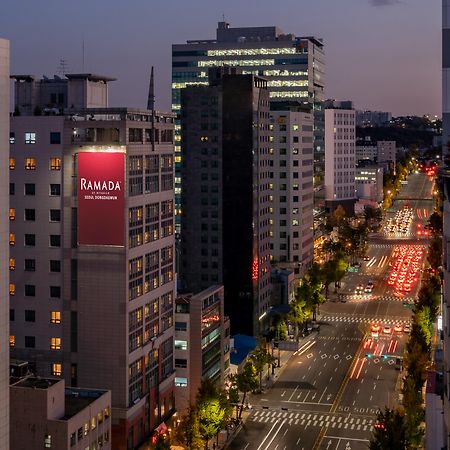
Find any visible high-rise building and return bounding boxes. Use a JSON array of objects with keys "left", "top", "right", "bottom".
[
  {"left": 174, "top": 286, "right": 230, "bottom": 415},
  {"left": 172, "top": 22, "right": 325, "bottom": 226},
  {"left": 324, "top": 106, "right": 356, "bottom": 214},
  {"left": 0, "top": 37, "right": 9, "bottom": 450},
  {"left": 180, "top": 68, "right": 271, "bottom": 336},
  {"left": 441, "top": 1, "right": 450, "bottom": 445},
  {"left": 269, "top": 103, "right": 314, "bottom": 275},
  {"left": 10, "top": 74, "right": 176, "bottom": 450}
]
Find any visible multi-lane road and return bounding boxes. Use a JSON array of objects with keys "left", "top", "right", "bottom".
[{"left": 229, "top": 173, "right": 434, "bottom": 450}]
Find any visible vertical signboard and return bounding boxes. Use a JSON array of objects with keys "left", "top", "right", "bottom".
[{"left": 77, "top": 152, "right": 125, "bottom": 246}]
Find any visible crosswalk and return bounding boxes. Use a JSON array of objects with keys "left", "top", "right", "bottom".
[
  {"left": 347, "top": 295, "right": 414, "bottom": 304},
  {"left": 249, "top": 409, "right": 374, "bottom": 431},
  {"left": 321, "top": 315, "right": 411, "bottom": 325}
]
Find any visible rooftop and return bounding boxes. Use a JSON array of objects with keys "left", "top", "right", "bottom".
[{"left": 64, "top": 387, "right": 108, "bottom": 419}]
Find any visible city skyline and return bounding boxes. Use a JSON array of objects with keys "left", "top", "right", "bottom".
[{"left": 0, "top": 0, "right": 441, "bottom": 116}]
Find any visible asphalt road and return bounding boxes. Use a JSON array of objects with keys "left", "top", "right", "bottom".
[{"left": 228, "top": 173, "right": 434, "bottom": 450}]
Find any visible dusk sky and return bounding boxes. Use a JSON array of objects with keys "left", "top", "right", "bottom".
[{"left": 1, "top": 0, "right": 441, "bottom": 116}]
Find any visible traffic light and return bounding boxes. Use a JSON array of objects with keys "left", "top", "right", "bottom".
[
  {"left": 383, "top": 355, "right": 388, "bottom": 361},
  {"left": 366, "top": 353, "right": 372, "bottom": 359}
]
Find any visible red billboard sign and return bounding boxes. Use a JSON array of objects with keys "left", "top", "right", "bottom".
[{"left": 77, "top": 152, "right": 125, "bottom": 246}]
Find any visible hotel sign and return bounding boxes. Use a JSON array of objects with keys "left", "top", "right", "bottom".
[{"left": 77, "top": 152, "right": 125, "bottom": 246}]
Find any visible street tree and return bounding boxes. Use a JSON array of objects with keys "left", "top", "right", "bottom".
[
  {"left": 250, "top": 340, "right": 277, "bottom": 391},
  {"left": 175, "top": 407, "right": 203, "bottom": 450},
  {"left": 369, "top": 408, "right": 409, "bottom": 450},
  {"left": 231, "top": 362, "right": 258, "bottom": 420}
]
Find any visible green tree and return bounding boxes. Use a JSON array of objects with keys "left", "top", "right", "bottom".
[
  {"left": 232, "top": 362, "right": 258, "bottom": 420},
  {"left": 250, "top": 340, "right": 277, "bottom": 391},
  {"left": 287, "top": 285, "right": 311, "bottom": 341},
  {"left": 428, "top": 211, "right": 443, "bottom": 235},
  {"left": 369, "top": 408, "right": 409, "bottom": 450},
  {"left": 332, "top": 204, "right": 346, "bottom": 227},
  {"left": 197, "top": 397, "right": 226, "bottom": 449},
  {"left": 404, "top": 340, "right": 429, "bottom": 391},
  {"left": 414, "top": 306, "right": 433, "bottom": 347},
  {"left": 402, "top": 375, "right": 425, "bottom": 449},
  {"left": 176, "top": 407, "right": 203, "bottom": 450},
  {"left": 306, "top": 265, "right": 325, "bottom": 320},
  {"left": 427, "top": 236, "right": 442, "bottom": 270}
]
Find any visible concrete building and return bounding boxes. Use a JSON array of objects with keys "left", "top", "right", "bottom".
[
  {"left": 174, "top": 286, "right": 230, "bottom": 415},
  {"left": 180, "top": 68, "right": 271, "bottom": 336},
  {"left": 12, "top": 73, "right": 114, "bottom": 115},
  {"left": 10, "top": 74, "right": 176, "bottom": 450},
  {"left": 355, "top": 110, "right": 392, "bottom": 127},
  {"left": 10, "top": 377, "right": 111, "bottom": 450},
  {"left": 355, "top": 165, "right": 383, "bottom": 203},
  {"left": 172, "top": 21, "right": 325, "bottom": 225},
  {"left": 324, "top": 107, "right": 356, "bottom": 214},
  {"left": 355, "top": 143, "right": 377, "bottom": 164},
  {"left": 0, "top": 37, "right": 9, "bottom": 450},
  {"left": 269, "top": 104, "right": 314, "bottom": 275},
  {"left": 377, "top": 140, "right": 396, "bottom": 174}
]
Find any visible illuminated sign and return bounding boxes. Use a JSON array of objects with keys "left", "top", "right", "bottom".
[{"left": 77, "top": 152, "right": 125, "bottom": 246}]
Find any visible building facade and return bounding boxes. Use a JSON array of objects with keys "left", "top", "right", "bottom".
[
  {"left": 9, "top": 74, "right": 176, "bottom": 450},
  {"left": 269, "top": 105, "right": 314, "bottom": 275},
  {"left": 377, "top": 140, "right": 396, "bottom": 174},
  {"left": 0, "top": 37, "right": 9, "bottom": 450},
  {"left": 10, "top": 377, "right": 111, "bottom": 450},
  {"left": 355, "top": 110, "right": 392, "bottom": 127},
  {"left": 172, "top": 21, "right": 325, "bottom": 225},
  {"left": 355, "top": 165, "right": 383, "bottom": 203},
  {"left": 324, "top": 107, "right": 356, "bottom": 213},
  {"left": 174, "top": 286, "right": 230, "bottom": 415},
  {"left": 180, "top": 68, "right": 271, "bottom": 336}
]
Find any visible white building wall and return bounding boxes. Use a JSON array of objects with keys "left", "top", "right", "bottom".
[
  {"left": 270, "top": 111, "right": 314, "bottom": 275},
  {"left": 0, "top": 37, "right": 9, "bottom": 450},
  {"left": 324, "top": 108, "right": 356, "bottom": 202}
]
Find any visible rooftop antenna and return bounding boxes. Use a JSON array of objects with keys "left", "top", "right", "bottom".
[
  {"left": 82, "top": 39, "right": 85, "bottom": 72},
  {"left": 147, "top": 66, "right": 155, "bottom": 111},
  {"left": 57, "top": 58, "right": 68, "bottom": 76}
]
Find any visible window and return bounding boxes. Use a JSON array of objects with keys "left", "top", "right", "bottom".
[
  {"left": 51, "top": 363, "right": 62, "bottom": 376},
  {"left": 77, "top": 428, "right": 83, "bottom": 441},
  {"left": 84, "top": 422, "right": 89, "bottom": 436},
  {"left": 51, "top": 311, "right": 61, "bottom": 324},
  {"left": 50, "top": 210, "right": 61, "bottom": 222},
  {"left": 9, "top": 335, "right": 15, "bottom": 347},
  {"left": 9, "top": 208, "right": 15, "bottom": 220},
  {"left": 25, "top": 157, "right": 36, "bottom": 170},
  {"left": 25, "top": 209, "right": 36, "bottom": 221},
  {"left": 25, "top": 183, "right": 35, "bottom": 195},
  {"left": 50, "top": 337, "right": 61, "bottom": 350},
  {"left": 70, "top": 432, "right": 76, "bottom": 446},
  {"left": 25, "top": 310, "right": 36, "bottom": 322},
  {"left": 10, "top": 132, "right": 15, "bottom": 144},
  {"left": 91, "top": 416, "right": 96, "bottom": 430},
  {"left": 25, "top": 234, "right": 36, "bottom": 246},
  {"left": 10, "top": 309, "right": 15, "bottom": 321},
  {"left": 44, "top": 434, "right": 52, "bottom": 448},
  {"left": 50, "top": 286, "right": 61, "bottom": 298},
  {"left": 50, "top": 132, "right": 61, "bottom": 144},
  {"left": 175, "top": 358, "right": 187, "bottom": 368},
  {"left": 25, "top": 284, "right": 36, "bottom": 297},
  {"left": 50, "top": 184, "right": 61, "bottom": 196},
  {"left": 50, "top": 235, "right": 61, "bottom": 247},
  {"left": 50, "top": 157, "right": 61, "bottom": 170},
  {"left": 25, "top": 259, "right": 36, "bottom": 271},
  {"left": 174, "top": 340, "right": 187, "bottom": 350},
  {"left": 9, "top": 283, "right": 15, "bottom": 296},
  {"left": 25, "top": 336, "right": 36, "bottom": 348},
  {"left": 9, "top": 258, "right": 15, "bottom": 270},
  {"left": 175, "top": 377, "right": 188, "bottom": 387},
  {"left": 25, "top": 132, "right": 36, "bottom": 144},
  {"left": 9, "top": 183, "right": 15, "bottom": 195},
  {"left": 50, "top": 260, "right": 61, "bottom": 272},
  {"left": 175, "top": 321, "right": 187, "bottom": 331},
  {"left": 9, "top": 158, "right": 15, "bottom": 170},
  {"left": 9, "top": 233, "right": 15, "bottom": 246}
]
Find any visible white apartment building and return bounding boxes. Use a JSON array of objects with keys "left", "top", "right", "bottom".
[
  {"left": 270, "top": 106, "right": 314, "bottom": 275},
  {"left": 324, "top": 108, "right": 356, "bottom": 213},
  {"left": 0, "top": 37, "right": 9, "bottom": 450}
]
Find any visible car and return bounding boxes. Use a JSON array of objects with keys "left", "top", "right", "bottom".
[
  {"left": 404, "top": 324, "right": 411, "bottom": 333},
  {"left": 364, "top": 285, "right": 373, "bottom": 293},
  {"left": 371, "top": 324, "right": 381, "bottom": 337},
  {"left": 363, "top": 255, "right": 370, "bottom": 261},
  {"left": 355, "top": 284, "right": 364, "bottom": 294},
  {"left": 394, "top": 323, "right": 403, "bottom": 333},
  {"left": 383, "top": 326, "right": 392, "bottom": 334}
]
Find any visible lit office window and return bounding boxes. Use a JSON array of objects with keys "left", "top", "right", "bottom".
[
  {"left": 9, "top": 258, "right": 15, "bottom": 270},
  {"left": 50, "top": 337, "right": 61, "bottom": 350},
  {"left": 50, "top": 157, "right": 61, "bottom": 170},
  {"left": 25, "top": 132, "right": 36, "bottom": 144},
  {"left": 9, "top": 335, "right": 15, "bottom": 347},
  {"left": 24, "top": 157, "right": 36, "bottom": 170},
  {"left": 9, "top": 283, "right": 15, "bottom": 296},
  {"left": 9, "top": 158, "right": 15, "bottom": 170},
  {"left": 9, "top": 208, "right": 15, "bottom": 220},
  {"left": 51, "top": 363, "right": 62, "bottom": 376},
  {"left": 50, "top": 311, "right": 61, "bottom": 324}
]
